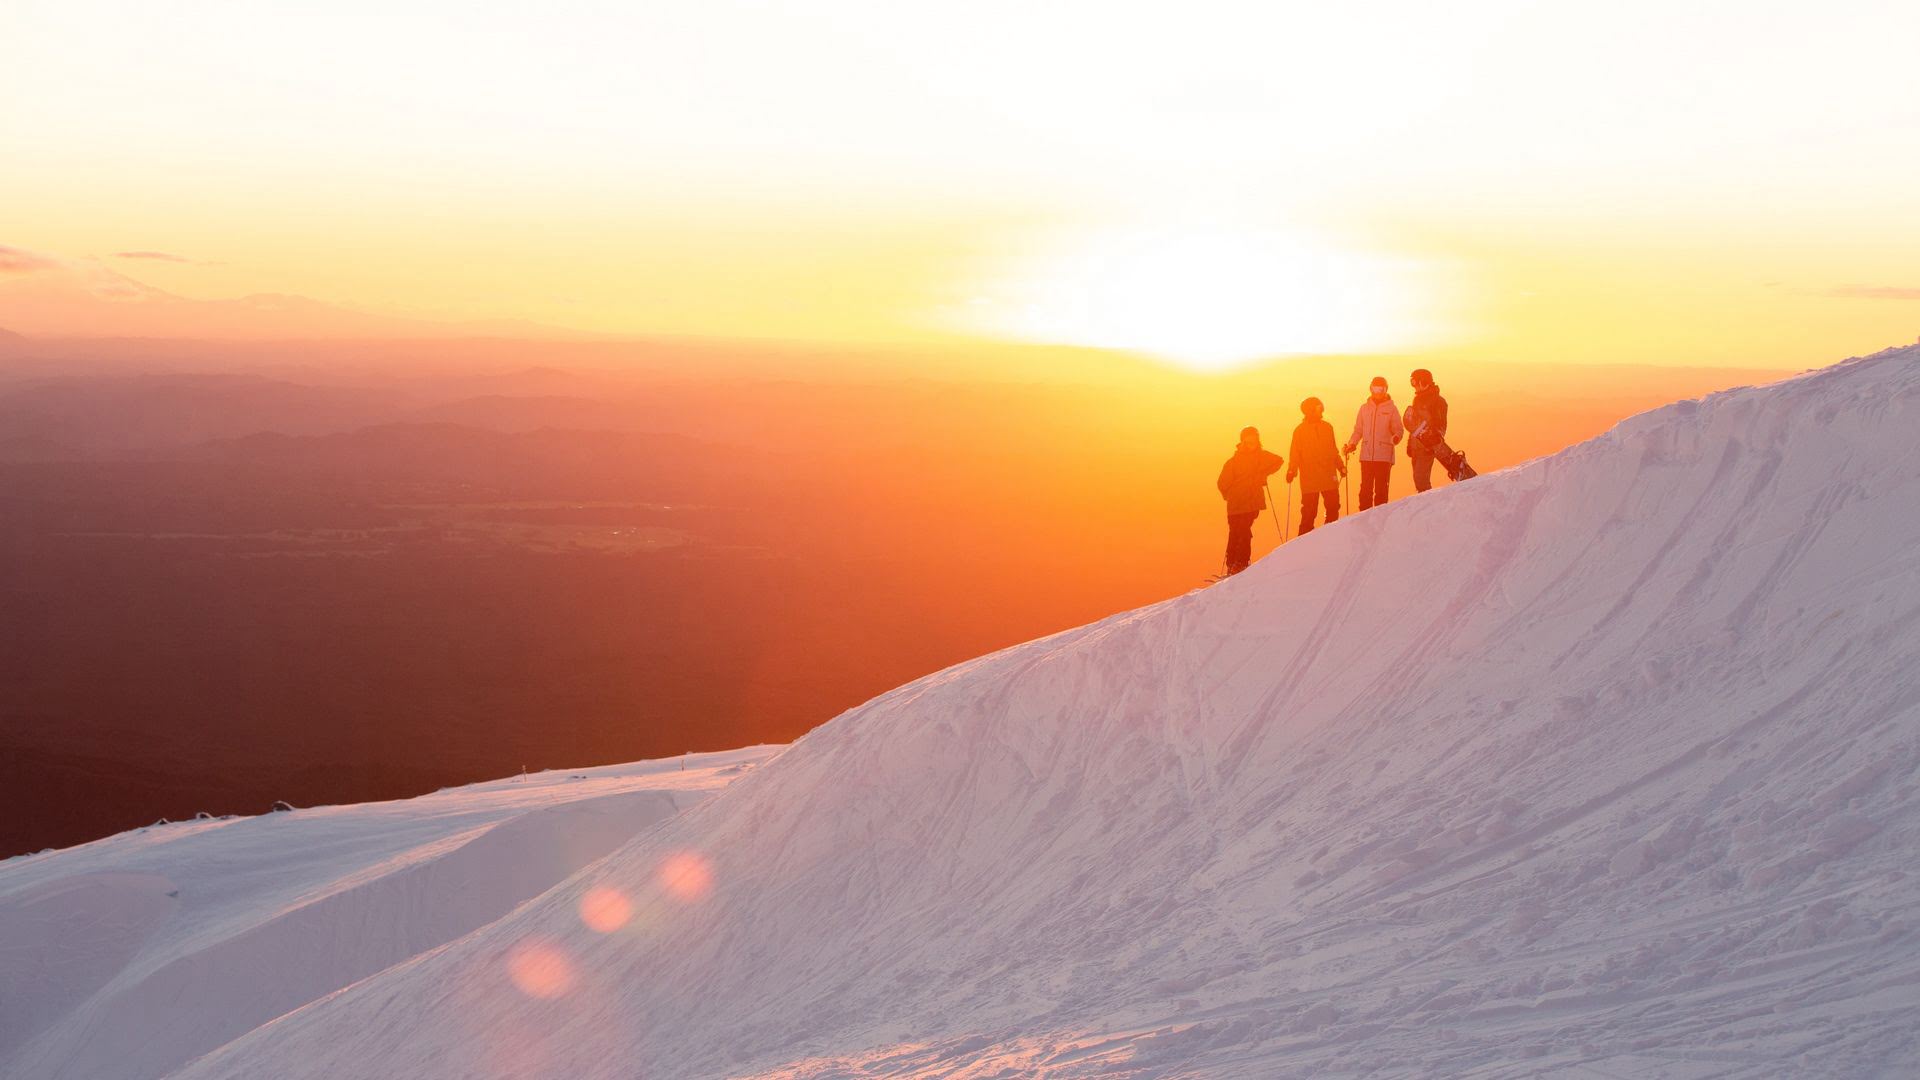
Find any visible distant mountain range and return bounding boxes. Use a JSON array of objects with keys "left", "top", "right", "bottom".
[{"left": 0, "top": 260, "right": 597, "bottom": 342}]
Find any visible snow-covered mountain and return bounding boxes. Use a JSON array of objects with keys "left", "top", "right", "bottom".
[{"left": 7, "top": 346, "right": 1920, "bottom": 1078}]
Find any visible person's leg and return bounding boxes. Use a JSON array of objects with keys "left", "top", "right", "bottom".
[
  {"left": 1355, "top": 462, "right": 1374, "bottom": 511},
  {"left": 1411, "top": 450, "right": 1435, "bottom": 492},
  {"left": 1323, "top": 488, "right": 1340, "bottom": 525},
  {"left": 1225, "top": 512, "right": 1254, "bottom": 572},
  {"left": 1299, "top": 487, "right": 1319, "bottom": 534},
  {"left": 1375, "top": 461, "right": 1391, "bottom": 505}
]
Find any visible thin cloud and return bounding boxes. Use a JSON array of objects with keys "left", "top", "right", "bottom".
[
  {"left": 0, "top": 244, "right": 63, "bottom": 273},
  {"left": 88, "top": 276, "right": 158, "bottom": 300},
  {"left": 1828, "top": 284, "right": 1920, "bottom": 300},
  {"left": 112, "top": 250, "right": 195, "bottom": 264}
]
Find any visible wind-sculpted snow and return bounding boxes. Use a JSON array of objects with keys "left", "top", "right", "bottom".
[
  {"left": 0, "top": 749, "right": 779, "bottom": 1080},
  {"left": 27, "top": 349, "right": 1920, "bottom": 1078}
]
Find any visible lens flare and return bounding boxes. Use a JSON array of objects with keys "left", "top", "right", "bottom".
[
  {"left": 579, "top": 886, "right": 632, "bottom": 933},
  {"left": 657, "top": 851, "right": 713, "bottom": 903},
  {"left": 506, "top": 940, "right": 576, "bottom": 1000}
]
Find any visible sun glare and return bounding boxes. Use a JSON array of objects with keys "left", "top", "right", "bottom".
[{"left": 964, "top": 225, "right": 1448, "bottom": 372}]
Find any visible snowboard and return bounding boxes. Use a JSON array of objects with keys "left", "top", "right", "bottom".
[{"left": 1411, "top": 422, "right": 1477, "bottom": 482}]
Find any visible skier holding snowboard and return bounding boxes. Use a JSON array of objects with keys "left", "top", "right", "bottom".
[
  {"left": 1404, "top": 367, "right": 1479, "bottom": 485},
  {"left": 1215, "top": 426, "right": 1283, "bottom": 576},
  {"left": 1343, "top": 375, "right": 1403, "bottom": 510},
  {"left": 1404, "top": 368, "right": 1450, "bottom": 492},
  {"left": 1286, "top": 398, "right": 1346, "bottom": 535}
]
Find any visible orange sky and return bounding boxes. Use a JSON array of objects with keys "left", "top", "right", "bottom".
[{"left": 4, "top": 1, "right": 1918, "bottom": 371}]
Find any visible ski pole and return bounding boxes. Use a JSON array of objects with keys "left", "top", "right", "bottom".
[
  {"left": 1284, "top": 477, "right": 1292, "bottom": 540},
  {"left": 1263, "top": 478, "right": 1283, "bottom": 539}
]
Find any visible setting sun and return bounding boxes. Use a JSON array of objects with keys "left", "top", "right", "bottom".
[{"left": 962, "top": 225, "right": 1453, "bottom": 371}]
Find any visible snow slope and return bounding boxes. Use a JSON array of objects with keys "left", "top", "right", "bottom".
[
  {"left": 15, "top": 346, "right": 1920, "bottom": 1078},
  {"left": 0, "top": 748, "right": 780, "bottom": 1080}
]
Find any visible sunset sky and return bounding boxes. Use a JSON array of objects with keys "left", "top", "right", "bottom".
[{"left": 5, "top": 0, "right": 1918, "bottom": 369}]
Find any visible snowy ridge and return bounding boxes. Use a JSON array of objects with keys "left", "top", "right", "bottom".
[
  {"left": 14, "top": 347, "right": 1920, "bottom": 1078},
  {"left": 0, "top": 749, "right": 780, "bottom": 1080}
]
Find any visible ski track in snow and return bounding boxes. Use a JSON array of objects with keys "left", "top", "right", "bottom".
[{"left": 9, "top": 346, "right": 1920, "bottom": 1079}]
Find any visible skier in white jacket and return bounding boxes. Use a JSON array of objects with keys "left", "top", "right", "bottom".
[{"left": 1343, "top": 375, "right": 1404, "bottom": 511}]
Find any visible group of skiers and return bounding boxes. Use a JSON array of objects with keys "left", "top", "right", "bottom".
[{"left": 1215, "top": 368, "right": 1453, "bottom": 576}]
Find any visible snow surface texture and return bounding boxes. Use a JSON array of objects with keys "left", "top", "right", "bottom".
[
  {"left": 11, "top": 347, "right": 1920, "bottom": 1078},
  {"left": 0, "top": 749, "right": 779, "bottom": 1080}
]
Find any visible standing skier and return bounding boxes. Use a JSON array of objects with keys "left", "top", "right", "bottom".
[
  {"left": 1216, "top": 426, "right": 1283, "bottom": 575},
  {"left": 1403, "top": 368, "right": 1450, "bottom": 493},
  {"left": 1286, "top": 398, "right": 1346, "bottom": 535},
  {"left": 1343, "top": 375, "right": 1403, "bottom": 511}
]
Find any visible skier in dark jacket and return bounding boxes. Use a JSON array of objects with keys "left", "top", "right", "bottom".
[
  {"left": 1403, "top": 368, "right": 1450, "bottom": 493},
  {"left": 1216, "top": 426, "right": 1282, "bottom": 575},
  {"left": 1343, "top": 375, "right": 1403, "bottom": 510},
  {"left": 1286, "top": 397, "right": 1346, "bottom": 535}
]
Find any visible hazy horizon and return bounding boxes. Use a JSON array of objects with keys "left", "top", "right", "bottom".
[{"left": 0, "top": 329, "right": 1817, "bottom": 857}]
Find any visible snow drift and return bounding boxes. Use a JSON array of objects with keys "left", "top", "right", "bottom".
[
  {"left": 11, "top": 347, "right": 1920, "bottom": 1078},
  {"left": 0, "top": 750, "right": 779, "bottom": 1080}
]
